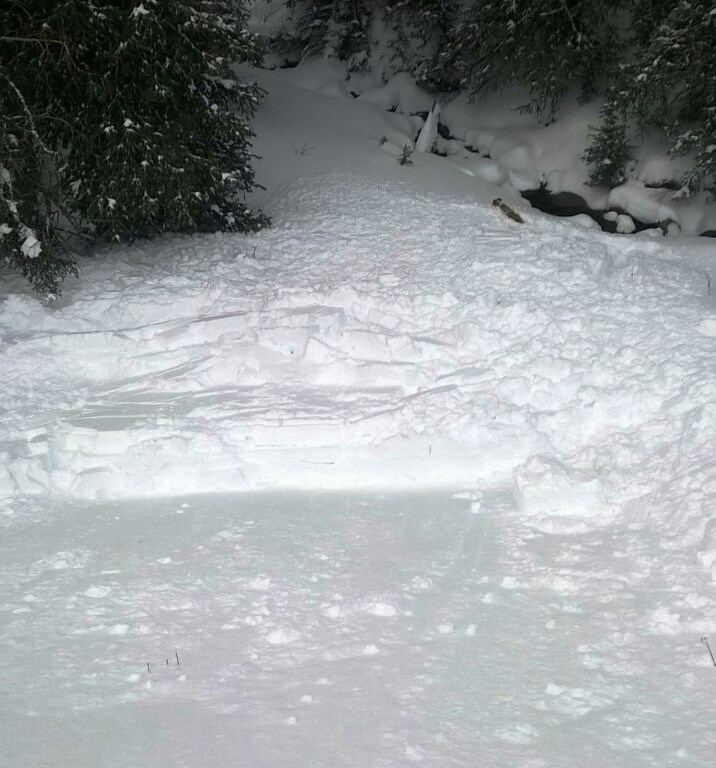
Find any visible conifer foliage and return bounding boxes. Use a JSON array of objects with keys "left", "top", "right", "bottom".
[
  {"left": 275, "top": 0, "right": 458, "bottom": 85},
  {"left": 385, "top": 0, "right": 459, "bottom": 90},
  {"left": 587, "top": 0, "right": 716, "bottom": 194},
  {"left": 450, "top": 0, "right": 625, "bottom": 119},
  {"left": 273, "top": 0, "right": 715, "bottom": 197},
  {"left": 279, "top": 0, "right": 372, "bottom": 71},
  {"left": 0, "top": 76, "right": 78, "bottom": 294},
  {"left": 1, "top": 0, "right": 267, "bottom": 294}
]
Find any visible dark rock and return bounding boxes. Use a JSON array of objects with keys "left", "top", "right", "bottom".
[
  {"left": 437, "top": 122, "right": 455, "bottom": 141},
  {"left": 520, "top": 185, "right": 659, "bottom": 235},
  {"left": 659, "top": 218, "right": 680, "bottom": 236}
]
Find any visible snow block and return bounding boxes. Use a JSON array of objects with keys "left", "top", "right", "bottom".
[{"left": 514, "top": 455, "right": 618, "bottom": 520}]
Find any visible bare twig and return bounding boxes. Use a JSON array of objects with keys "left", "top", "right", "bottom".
[
  {"left": 291, "top": 142, "right": 313, "bottom": 156},
  {"left": 0, "top": 35, "right": 73, "bottom": 65},
  {"left": 0, "top": 70, "right": 55, "bottom": 156}
]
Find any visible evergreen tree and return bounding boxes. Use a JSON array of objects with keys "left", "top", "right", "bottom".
[
  {"left": 1, "top": 0, "right": 267, "bottom": 294},
  {"left": 586, "top": 0, "right": 716, "bottom": 193},
  {"left": 278, "top": 0, "right": 373, "bottom": 71},
  {"left": 275, "top": 1, "right": 459, "bottom": 86},
  {"left": 0, "top": 100, "right": 78, "bottom": 294},
  {"left": 385, "top": 0, "right": 459, "bottom": 90},
  {"left": 451, "top": 0, "right": 626, "bottom": 120},
  {"left": 630, "top": 0, "right": 675, "bottom": 46},
  {"left": 582, "top": 103, "right": 634, "bottom": 187}
]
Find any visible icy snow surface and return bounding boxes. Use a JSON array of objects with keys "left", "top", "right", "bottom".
[{"left": 2, "top": 63, "right": 716, "bottom": 766}]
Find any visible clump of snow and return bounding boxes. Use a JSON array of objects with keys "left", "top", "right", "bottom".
[
  {"left": 266, "top": 627, "right": 302, "bottom": 645},
  {"left": 19, "top": 227, "right": 41, "bottom": 259},
  {"left": 364, "top": 601, "right": 397, "bottom": 617},
  {"left": 615, "top": 214, "right": 635, "bottom": 234},
  {"left": 514, "top": 455, "right": 618, "bottom": 520},
  {"left": 358, "top": 71, "right": 434, "bottom": 114},
  {"left": 608, "top": 181, "right": 716, "bottom": 235},
  {"left": 567, "top": 213, "right": 600, "bottom": 230}
]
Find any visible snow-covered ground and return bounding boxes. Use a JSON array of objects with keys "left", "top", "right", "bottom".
[
  {"left": 2, "top": 63, "right": 716, "bottom": 766},
  {"left": 4, "top": 490, "right": 716, "bottom": 767}
]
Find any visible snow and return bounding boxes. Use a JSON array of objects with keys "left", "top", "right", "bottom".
[
  {"left": 414, "top": 100, "right": 440, "bottom": 154},
  {"left": 19, "top": 229, "right": 42, "bottom": 259},
  {"left": 4, "top": 492, "right": 716, "bottom": 766},
  {"left": 358, "top": 71, "right": 435, "bottom": 113},
  {"left": 362, "top": 75, "right": 716, "bottom": 235},
  {"left": 2, "top": 59, "right": 716, "bottom": 766},
  {"left": 441, "top": 88, "right": 608, "bottom": 207}
]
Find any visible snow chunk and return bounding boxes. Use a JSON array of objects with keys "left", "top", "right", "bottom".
[
  {"left": 616, "top": 214, "right": 636, "bottom": 234},
  {"left": 648, "top": 606, "right": 682, "bottom": 635},
  {"left": 85, "top": 586, "right": 111, "bottom": 599},
  {"left": 130, "top": 4, "right": 150, "bottom": 18},
  {"left": 405, "top": 745, "right": 425, "bottom": 762},
  {"left": 20, "top": 229, "right": 41, "bottom": 259},
  {"left": 698, "top": 318, "right": 716, "bottom": 337},
  {"left": 266, "top": 628, "right": 302, "bottom": 645},
  {"left": 358, "top": 72, "right": 434, "bottom": 113},
  {"left": 364, "top": 601, "right": 397, "bottom": 617},
  {"left": 514, "top": 455, "right": 618, "bottom": 520}
]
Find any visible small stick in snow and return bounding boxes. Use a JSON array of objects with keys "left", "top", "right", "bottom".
[
  {"left": 492, "top": 198, "right": 524, "bottom": 224},
  {"left": 399, "top": 144, "right": 414, "bottom": 166},
  {"left": 147, "top": 661, "right": 151, "bottom": 673},
  {"left": 701, "top": 637, "right": 716, "bottom": 666},
  {"left": 175, "top": 651, "right": 181, "bottom": 667}
]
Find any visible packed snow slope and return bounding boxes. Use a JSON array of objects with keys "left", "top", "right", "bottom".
[{"left": 2, "top": 62, "right": 716, "bottom": 768}]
